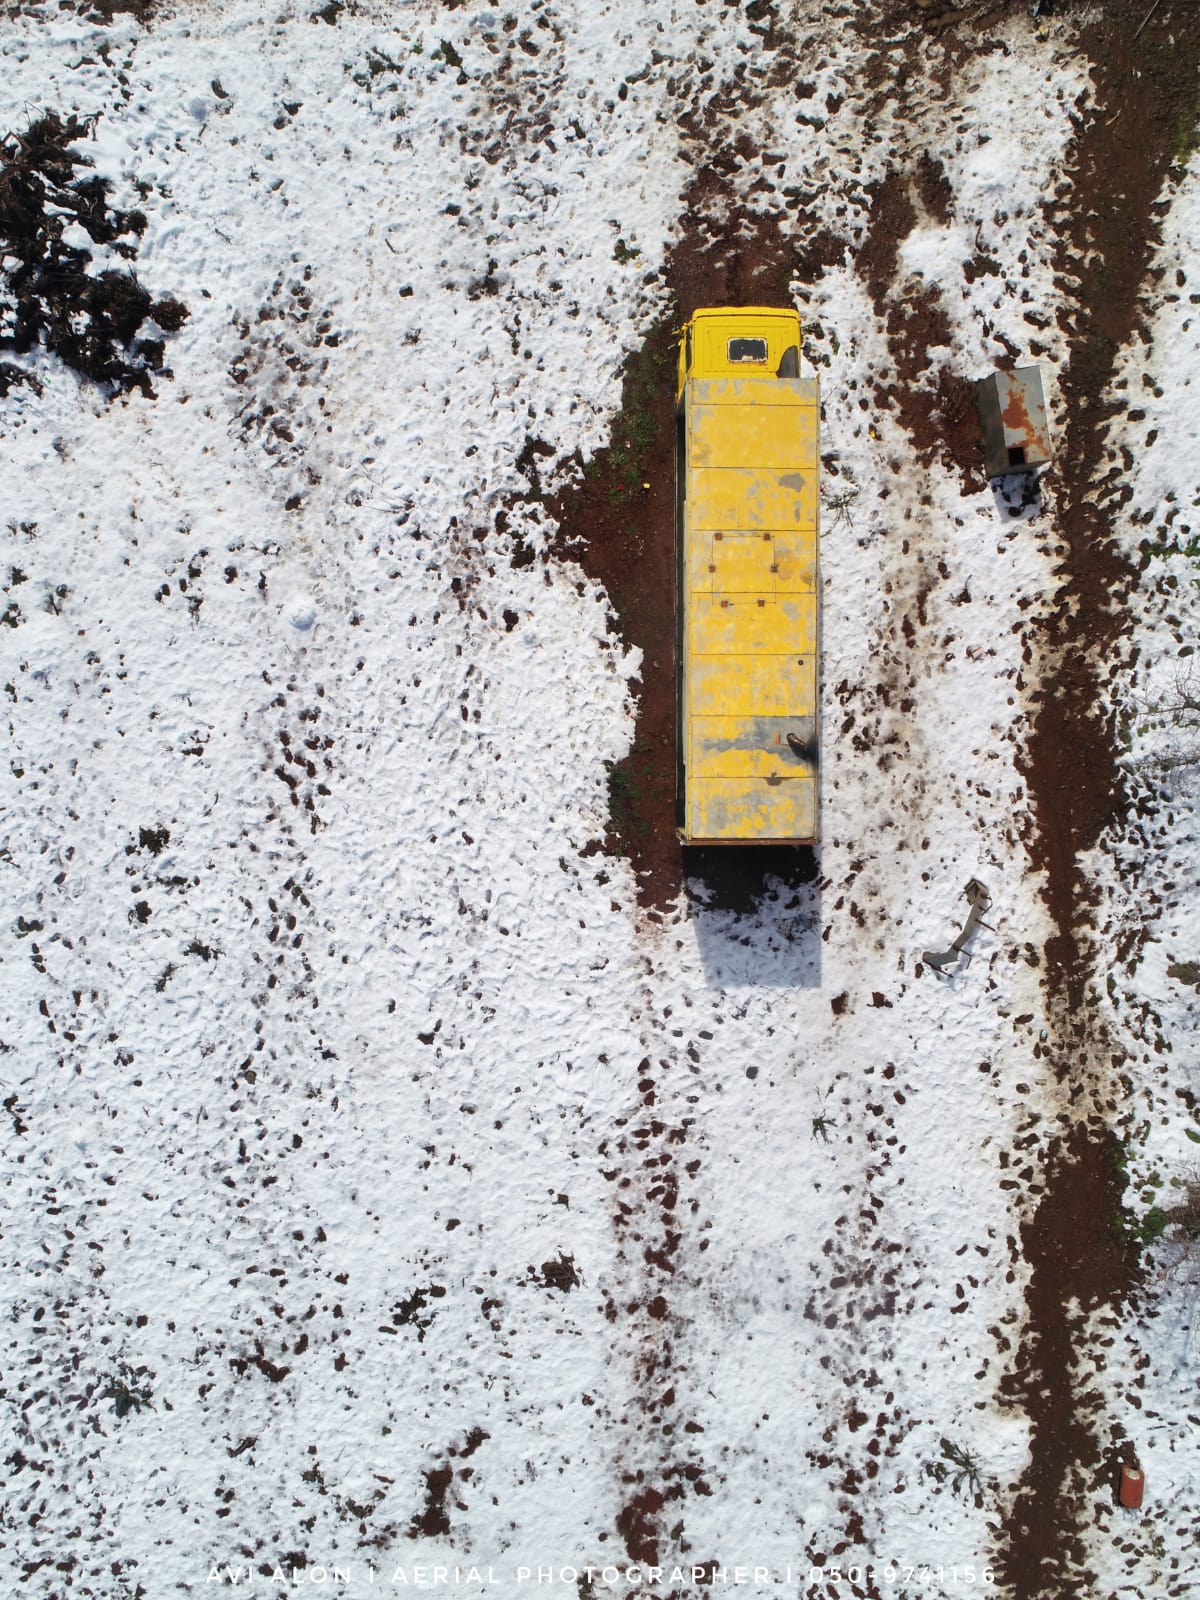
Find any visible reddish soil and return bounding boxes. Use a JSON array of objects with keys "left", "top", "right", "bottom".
[
  {"left": 995, "top": 6, "right": 1200, "bottom": 1596},
  {"left": 857, "top": 164, "right": 986, "bottom": 491},
  {"left": 547, "top": 315, "right": 679, "bottom": 912}
]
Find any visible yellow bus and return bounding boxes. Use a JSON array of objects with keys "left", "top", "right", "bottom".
[{"left": 675, "top": 306, "right": 820, "bottom": 846}]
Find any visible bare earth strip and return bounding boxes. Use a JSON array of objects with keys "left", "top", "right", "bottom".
[{"left": 997, "top": 6, "right": 1200, "bottom": 1597}]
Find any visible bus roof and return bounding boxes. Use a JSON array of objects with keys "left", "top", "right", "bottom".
[{"left": 678, "top": 368, "right": 819, "bottom": 845}]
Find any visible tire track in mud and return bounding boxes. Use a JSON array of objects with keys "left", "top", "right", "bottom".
[
  {"left": 596, "top": 1044, "right": 709, "bottom": 1576},
  {"left": 991, "top": 9, "right": 1200, "bottom": 1596},
  {"left": 551, "top": 9, "right": 845, "bottom": 1571},
  {"left": 843, "top": 5, "right": 1200, "bottom": 1592}
]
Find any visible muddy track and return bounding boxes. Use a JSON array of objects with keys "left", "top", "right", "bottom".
[
  {"left": 550, "top": 182, "right": 813, "bottom": 1576},
  {"left": 545, "top": 13, "right": 836, "bottom": 1567},
  {"left": 847, "top": 2, "right": 1200, "bottom": 1591},
  {"left": 995, "top": 7, "right": 1200, "bottom": 1596}
]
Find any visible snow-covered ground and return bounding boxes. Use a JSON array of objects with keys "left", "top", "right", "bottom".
[
  {"left": 1, "top": 2, "right": 1197, "bottom": 1597},
  {"left": 1084, "top": 160, "right": 1200, "bottom": 1599}
]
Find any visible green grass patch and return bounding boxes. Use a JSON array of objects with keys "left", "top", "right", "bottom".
[
  {"left": 588, "top": 317, "right": 676, "bottom": 504},
  {"left": 1133, "top": 1205, "right": 1169, "bottom": 1245},
  {"left": 1171, "top": 82, "right": 1200, "bottom": 169},
  {"left": 606, "top": 756, "right": 649, "bottom": 843}
]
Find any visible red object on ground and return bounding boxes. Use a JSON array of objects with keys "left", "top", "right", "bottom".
[{"left": 1119, "top": 1463, "right": 1145, "bottom": 1510}]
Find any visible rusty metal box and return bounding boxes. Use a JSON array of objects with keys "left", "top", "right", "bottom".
[{"left": 976, "top": 365, "right": 1053, "bottom": 478}]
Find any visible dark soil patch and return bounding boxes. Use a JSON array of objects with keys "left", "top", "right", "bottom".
[
  {"left": 668, "top": 168, "right": 803, "bottom": 319},
  {"left": 857, "top": 169, "right": 918, "bottom": 297},
  {"left": 1, "top": 0, "right": 161, "bottom": 18},
  {"left": 409, "top": 1465, "right": 453, "bottom": 1540},
  {"left": 997, "top": 1124, "right": 1140, "bottom": 1585},
  {"left": 864, "top": 0, "right": 1027, "bottom": 41},
  {"left": 0, "top": 112, "right": 186, "bottom": 397},
  {"left": 547, "top": 316, "right": 678, "bottom": 909},
  {"left": 84, "top": 0, "right": 157, "bottom": 19},
  {"left": 532, "top": 1253, "right": 578, "bottom": 1293},
  {"left": 404, "top": 1425, "right": 489, "bottom": 1540},
  {"left": 617, "top": 1483, "right": 666, "bottom": 1565},
  {"left": 915, "top": 150, "right": 954, "bottom": 226},
  {"left": 229, "top": 1344, "right": 290, "bottom": 1384},
  {"left": 857, "top": 166, "right": 983, "bottom": 487},
  {"left": 995, "top": 5, "right": 1200, "bottom": 1596}
]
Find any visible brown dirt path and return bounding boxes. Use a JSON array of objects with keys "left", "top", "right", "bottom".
[{"left": 995, "top": 6, "right": 1200, "bottom": 1596}]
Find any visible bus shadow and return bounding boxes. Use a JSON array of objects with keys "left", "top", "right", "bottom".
[{"left": 682, "top": 846, "right": 822, "bottom": 990}]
